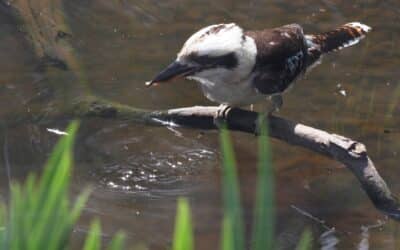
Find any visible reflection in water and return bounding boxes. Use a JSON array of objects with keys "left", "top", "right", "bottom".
[
  {"left": 357, "top": 221, "right": 386, "bottom": 250},
  {"left": 320, "top": 229, "right": 339, "bottom": 250},
  {"left": 291, "top": 205, "right": 332, "bottom": 231},
  {"left": 0, "top": 0, "right": 400, "bottom": 249},
  {"left": 291, "top": 205, "right": 340, "bottom": 249}
]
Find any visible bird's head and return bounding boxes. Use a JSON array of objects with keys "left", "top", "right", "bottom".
[{"left": 146, "top": 23, "right": 257, "bottom": 87}]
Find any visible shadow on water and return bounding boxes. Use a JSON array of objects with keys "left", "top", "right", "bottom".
[{"left": 0, "top": 0, "right": 400, "bottom": 249}]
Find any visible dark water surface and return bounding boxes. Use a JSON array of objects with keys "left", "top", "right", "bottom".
[{"left": 1, "top": 0, "right": 400, "bottom": 249}]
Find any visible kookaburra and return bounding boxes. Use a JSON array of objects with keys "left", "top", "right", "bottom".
[{"left": 147, "top": 22, "right": 371, "bottom": 113}]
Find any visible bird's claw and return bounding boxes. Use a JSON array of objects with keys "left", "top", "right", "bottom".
[
  {"left": 269, "top": 94, "right": 283, "bottom": 114},
  {"left": 214, "top": 104, "right": 232, "bottom": 128}
]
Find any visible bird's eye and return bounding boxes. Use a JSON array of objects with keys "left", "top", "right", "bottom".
[{"left": 187, "top": 52, "right": 238, "bottom": 69}]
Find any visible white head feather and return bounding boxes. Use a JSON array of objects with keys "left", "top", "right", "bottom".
[
  {"left": 179, "top": 23, "right": 246, "bottom": 57},
  {"left": 176, "top": 23, "right": 257, "bottom": 87}
]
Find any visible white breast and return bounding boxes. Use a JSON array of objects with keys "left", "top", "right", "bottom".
[{"left": 189, "top": 75, "right": 266, "bottom": 106}]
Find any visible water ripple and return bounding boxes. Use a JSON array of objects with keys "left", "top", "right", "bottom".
[{"left": 89, "top": 126, "right": 217, "bottom": 196}]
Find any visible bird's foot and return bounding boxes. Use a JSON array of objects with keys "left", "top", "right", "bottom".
[
  {"left": 214, "top": 104, "right": 232, "bottom": 128},
  {"left": 269, "top": 94, "right": 283, "bottom": 115}
]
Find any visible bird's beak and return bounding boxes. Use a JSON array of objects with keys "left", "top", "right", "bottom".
[{"left": 146, "top": 61, "right": 196, "bottom": 87}]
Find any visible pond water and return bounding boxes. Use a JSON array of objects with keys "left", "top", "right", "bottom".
[{"left": 0, "top": 0, "right": 400, "bottom": 249}]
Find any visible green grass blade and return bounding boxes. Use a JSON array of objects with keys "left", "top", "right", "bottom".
[
  {"left": 29, "top": 121, "right": 79, "bottom": 250},
  {"left": 45, "top": 199, "right": 70, "bottom": 250},
  {"left": 296, "top": 229, "right": 313, "bottom": 250},
  {"left": 9, "top": 184, "right": 24, "bottom": 250},
  {"left": 0, "top": 203, "right": 5, "bottom": 248},
  {"left": 172, "top": 198, "right": 194, "bottom": 250},
  {"left": 70, "top": 188, "right": 92, "bottom": 222},
  {"left": 252, "top": 118, "right": 275, "bottom": 250},
  {"left": 38, "top": 121, "right": 79, "bottom": 193},
  {"left": 83, "top": 220, "right": 102, "bottom": 250},
  {"left": 0, "top": 203, "right": 4, "bottom": 228},
  {"left": 221, "top": 216, "right": 234, "bottom": 250},
  {"left": 106, "top": 232, "right": 125, "bottom": 250},
  {"left": 220, "top": 128, "right": 244, "bottom": 250}
]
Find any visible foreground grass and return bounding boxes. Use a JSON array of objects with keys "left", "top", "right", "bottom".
[
  {"left": 173, "top": 120, "right": 312, "bottom": 250},
  {"left": 0, "top": 122, "right": 124, "bottom": 250},
  {"left": 0, "top": 120, "right": 311, "bottom": 249}
]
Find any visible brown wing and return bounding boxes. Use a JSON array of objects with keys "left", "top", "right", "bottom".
[{"left": 245, "top": 24, "right": 308, "bottom": 95}]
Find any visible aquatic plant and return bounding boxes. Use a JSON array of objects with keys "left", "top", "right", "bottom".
[{"left": 0, "top": 121, "right": 124, "bottom": 250}]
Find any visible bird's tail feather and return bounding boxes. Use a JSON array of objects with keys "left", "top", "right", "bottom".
[{"left": 306, "top": 22, "right": 371, "bottom": 54}]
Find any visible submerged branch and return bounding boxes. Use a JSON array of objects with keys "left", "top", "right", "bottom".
[{"left": 62, "top": 100, "right": 400, "bottom": 220}]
